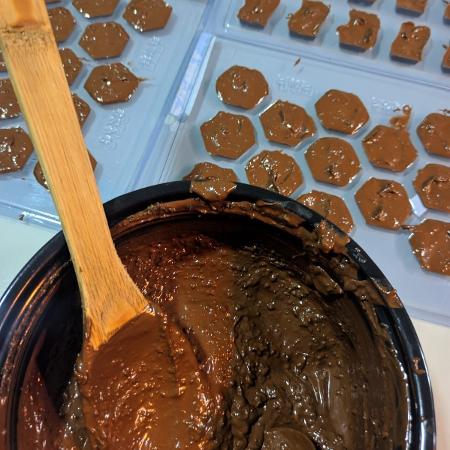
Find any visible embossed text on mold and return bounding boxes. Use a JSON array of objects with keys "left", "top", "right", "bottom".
[
  {"left": 371, "top": 97, "right": 402, "bottom": 114},
  {"left": 99, "top": 109, "right": 128, "bottom": 149},
  {"left": 276, "top": 74, "right": 313, "bottom": 96},
  {"left": 138, "top": 37, "right": 164, "bottom": 73}
]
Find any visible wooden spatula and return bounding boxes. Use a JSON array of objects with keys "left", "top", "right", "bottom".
[{"left": 0, "top": 0, "right": 148, "bottom": 350}]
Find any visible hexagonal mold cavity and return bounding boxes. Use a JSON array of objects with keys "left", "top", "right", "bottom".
[
  {"left": 216, "top": 65, "right": 269, "bottom": 110},
  {"left": 79, "top": 22, "right": 129, "bottom": 60},
  {"left": 362, "top": 125, "right": 417, "bottom": 172},
  {"left": 200, "top": 111, "right": 256, "bottom": 159},
  {"left": 48, "top": 7, "right": 76, "bottom": 43},
  {"left": 305, "top": 137, "right": 360, "bottom": 186},
  {"left": 84, "top": 63, "right": 140, "bottom": 104},
  {"left": 123, "top": 0, "right": 173, "bottom": 32},
  {"left": 72, "top": 0, "right": 120, "bottom": 19},
  {"left": 260, "top": 100, "right": 316, "bottom": 147},
  {"left": 355, "top": 178, "right": 411, "bottom": 230},
  {"left": 315, "top": 89, "right": 369, "bottom": 135}
]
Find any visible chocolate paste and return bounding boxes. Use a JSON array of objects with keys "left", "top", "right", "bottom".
[
  {"left": 413, "top": 163, "right": 450, "bottom": 213},
  {"left": 396, "top": 0, "right": 427, "bottom": 14},
  {"left": 200, "top": 111, "right": 256, "bottom": 159},
  {"left": 0, "top": 53, "right": 6, "bottom": 72},
  {"left": 315, "top": 89, "right": 369, "bottom": 135},
  {"left": 123, "top": 0, "right": 173, "bottom": 32},
  {"left": 238, "top": 0, "right": 280, "bottom": 28},
  {"left": 408, "top": 219, "right": 450, "bottom": 275},
  {"left": 417, "top": 112, "right": 450, "bottom": 158},
  {"left": 0, "top": 127, "right": 33, "bottom": 174},
  {"left": 337, "top": 9, "right": 380, "bottom": 50},
  {"left": 72, "top": 0, "right": 120, "bottom": 19},
  {"left": 216, "top": 65, "right": 269, "bottom": 110},
  {"left": 15, "top": 198, "right": 410, "bottom": 449},
  {"left": 84, "top": 63, "right": 140, "bottom": 104},
  {"left": 245, "top": 149, "right": 303, "bottom": 196},
  {"left": 59, "top": 48, "right": 82, "bottom": 86},
  {"left": 17, "top": 340, "right": 75, "bottom": 450},
  {"left": 298, "top": 190, "right": 354, "bottom": 233},
  {"left": 390, "top": 22, "right": 430, "bottom": 62},
  {"left": 48, "top": 7, "right": 76, "bottom": 43},
  {"left": 260, "top": 100, "right": 316, "bottom": 147},
  {"left": 442, "top": 46, "right": 450, "bottom": 70},
  {"left": 79, "top": 22, "right": 130, "bottom": 60},
  {"left": 34, "top": 151, "right": 96, "bottom": 189},
  {"left": 72, "top": 94, "right": 91, "bottom": 128},
  {"left": 81, "top": 312, "right": 217, "bottom": 448},
  {"left": 355, "top": 178, "right": 411, "bottom": 230},
  {"left": 305, "top": 137, "right": 361, "bottom": 186},
  {"left": 363, "top": 126, "right": 417, "bottom": 172},
  {"left": 184, "top": 162, "right": 238, "bottom": 201},
  {"left": 0, "top": 78, "right": 20, "bottom": 119},
  {"left": 288, "top": 0, "right": 330, "bottom": 39}
]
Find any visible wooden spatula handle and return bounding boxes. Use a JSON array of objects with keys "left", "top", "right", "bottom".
[{"left": 0, "top": 0, "right": 146, "bottom": 348}]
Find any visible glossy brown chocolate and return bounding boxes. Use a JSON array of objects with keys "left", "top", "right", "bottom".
[
  {"left": 16, "top": 343, "right": 71, "bottom": 450},
  {"left": 298, "top": 190, "right": 354, "bottom": 233},
  {"left": 390, "top": 22, "right": 430, "bottom": 62},
  {"left": 445, "top": 4, "right": 450, "bottom": 21},
  {"left": 442, "top": 46, "right": 450, "bottom": 70},
  {"left": 79, "top": 22, "right": 129, "bottom": 60},
  {"left": 0, "top": 78, "right": 20, "bottom": 119},
  {"left": 216, "top": 65, "right": 269, "bottom": 110},
  {"left": 315, "top": 89, "right": 369, "bottom": 135},
  {"left": 396, "top": 0, "right": 427, "bottom": 14},
  {"left": 84, "top": 63, "right": 140, "bottom": 104},
  {"left": 72, "top": 93, "right": 91, "bottom": 127},
  {"left": 238, "top": 0, "right": 280, "bottom": 27},
  {"left": 306, "top": 137, "right": 360, "bottom": 186},
  {"left": 48, "top": 7, "right": 76, "bottom": 43},
  {"left": 200, "top": 111, "right": 256, "bottom": 159},
  {"left": 184, "top": 162, "right": 238, "bottom": 201},
  {"left": 59, "top": 48, "right": 82, "bottom": 86},
  {"left": 16, "top": 199, "right": 410, "bottom": 449},
  {"left": 260, "top": 100, "right": 316, "bottom": 147},
  {"left": 355, "top": 178, "right": 411, "bottom": 230},
  {"left": 245, "top": 149, "right": 303, "bottom": 196},
  {"left": 363, "top": 125, "right": 417, "bottom": 172},
  {"left": 413, "top": 163, "right": 450, "bottom": 213},
  {"left": 0, "top": 127, "right": 33, "bottom": 174},
  {"left": 81, "top": 312, "right": 217, "bottom": 449},
  {"left": 337, "top": 9, "right": 380, "bottom": 50},
  {"left": 34, "top": 151, "right": 96, "bottom": 190},
  {"left": 123, "top": 0, "right": 173, "bottom": 32},
  {"left": 417, "top": 113, "right": 450, "bottom": 158},
  {"left": 72, "top": 0, "right": 120, "bottom": 19},
  {"left": 408, "top": 219, "right": 450, "bottom": 275},
  {"left": 262, "top": 428, "right": 315, "bottom": 449},
  {"left": 288, "top": 0, "right": 330, "bottom": 38}
]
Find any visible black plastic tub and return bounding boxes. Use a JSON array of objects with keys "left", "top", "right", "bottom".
[{"left": 0, "top": 181, "right": 435, "bottom": 449}]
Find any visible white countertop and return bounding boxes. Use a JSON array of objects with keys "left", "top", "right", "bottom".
[{"left": 1, "top": 215, "right": 449, "bottom": 448}]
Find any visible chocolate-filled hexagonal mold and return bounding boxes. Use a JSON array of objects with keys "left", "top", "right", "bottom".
[
  {"left": 260, "top": 100, "right": 316, "bottom": 147},
  {"left": 200, "top": 111, "right": 256, "bottom": 159}
]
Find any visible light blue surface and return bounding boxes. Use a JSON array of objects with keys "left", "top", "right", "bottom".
[
  {"left": 137, "top": 1, "right": 450, "bottom": 325},
  {"left": 0, "top": 0, "right": 208, "bottom": 226},
  {"left": 213, "top": 0, "right": 450, "bottom": 89}
]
